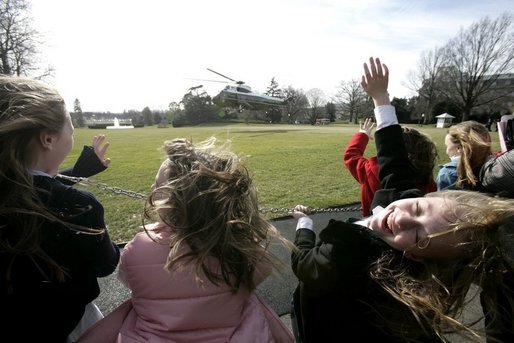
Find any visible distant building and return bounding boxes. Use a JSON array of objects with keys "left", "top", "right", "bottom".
[
  {"left": 315, "top": 118, "right": 331, "bottom": 125},
  {"left": 471, "top": 73, "right": 514, "bottom": 116}
]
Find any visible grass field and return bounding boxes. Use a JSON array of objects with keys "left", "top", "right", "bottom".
[{"left": 64, "top": 122, "right": 500, "bottom": 243}]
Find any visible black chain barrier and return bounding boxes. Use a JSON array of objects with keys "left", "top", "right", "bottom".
[{"left": 57, "top": 174, "right": 362, "bottom": 214}]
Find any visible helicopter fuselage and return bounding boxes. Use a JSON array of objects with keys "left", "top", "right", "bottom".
[{"left": 213, "top": 85, "right": 284, "bottom": 110}]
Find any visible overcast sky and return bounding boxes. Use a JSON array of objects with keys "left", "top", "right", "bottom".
[{"left": 30, "top": 0, "right": 512, "bottom": 113}]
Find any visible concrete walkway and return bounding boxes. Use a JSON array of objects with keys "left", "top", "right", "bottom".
[{"left": 95, "top": 206, "right": 485, "bottom": 342}]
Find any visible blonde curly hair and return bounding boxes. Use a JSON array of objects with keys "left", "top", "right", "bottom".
[{"left": 144, "top": 137, "right": 292, "bottom": 292}]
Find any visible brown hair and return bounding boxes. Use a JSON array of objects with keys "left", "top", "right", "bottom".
[
  {"left": 144, "top": 137, "right": 292, "bottom": 292},
  {"left": 402, "top": 127, "right": 438, "bottom": 185}
]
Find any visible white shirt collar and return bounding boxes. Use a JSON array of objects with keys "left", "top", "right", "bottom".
[
  {"left": 354, "top": 205, "right": 385, "bottom": 230},
  {"left": 31, "top": 170, "right": 53, "bottom": 178}
]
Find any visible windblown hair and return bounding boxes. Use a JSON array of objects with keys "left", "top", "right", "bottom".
[
  {"left": 402, "top": 127, "right": 438, "bottom": 186},
  {"left": 144, "top": 137, "right": 291, "bottom": 292},
  {"left": 447, "top": 121, "right": 491, "bottom": 189},
  {"left": 0, "top": 75, "right": 101, "bottom": 282},
  {"left": 370, "top": 190, "right": 514, "bottom": 342}
]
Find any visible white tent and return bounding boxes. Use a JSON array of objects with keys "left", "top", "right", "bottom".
[{"left": 435, "top": 113, "right": 455, "bottom": 128}]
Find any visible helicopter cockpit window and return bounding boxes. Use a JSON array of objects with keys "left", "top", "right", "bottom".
[{"left": 237, "top": 87, "right": 251, "bottom": 93}]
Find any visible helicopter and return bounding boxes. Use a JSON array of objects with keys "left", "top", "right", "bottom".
[{"left": 205, "top": 68, "right": 285, "bottom": 111}]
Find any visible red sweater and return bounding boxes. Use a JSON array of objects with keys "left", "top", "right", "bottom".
[{"left": 343, "top": 132, "right": 436, "bottom": 216}]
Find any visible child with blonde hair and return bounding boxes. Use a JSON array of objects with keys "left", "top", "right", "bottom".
[
  {"left": 79, "top": 137, "right": 294, "bottom": 342},
  {"left": 437, "top": 121, "right": 492, "bottom": 190}
]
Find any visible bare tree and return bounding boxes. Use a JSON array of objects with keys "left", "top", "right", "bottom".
[
  {"left": 333, "top": 79, "right": 368, "bottom": 123},
  {"left": 441, "top": 12, "right": 514, "bottom": 121},
  {"left": 407, "top": 47, "right": 446, "bottom": 124},
  {"left": 306, "top": 88, "right": 326, "bottom": 124},
  {"left": 282, "top": 86, "right": 308, "bottom": 123},
  {"left": 0, "top": 0, "right": 49, "bottom": 77}
]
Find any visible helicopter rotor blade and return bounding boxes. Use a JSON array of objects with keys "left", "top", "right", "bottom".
[
  {"left": 186, "top": 78, "right": 229, "bottom": 83},
  {"left": 188, "top": 85, "right": 204, "bottom": 91},
  {"left": 206, "top": 68, "right": 236, "bottom": 82}
]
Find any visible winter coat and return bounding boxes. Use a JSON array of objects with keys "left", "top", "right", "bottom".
[
  {"left": 343, "top": 132, "right": 381, "bottom": 216},
  {"left": 436, "top": 160, "right": 458, "bottom": 190},
  {"left": 0, "top": 146, "right": 119, "bottom": 342},
  {"left": 480, "top": 149, "right": 514, "bottom": 196},
  {"left": 78, "top": 227, "right": 293, "bottom": 343},
  {"left": 344, "top": 132, "right": 436, "bottom": 216}
]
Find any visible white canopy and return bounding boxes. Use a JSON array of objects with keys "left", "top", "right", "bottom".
[
  {"left": 435, "top": 113, "right": 455, "bottom": 119},
  {"left": 435, "top": 113, "right": 455, "bottom": 128}
]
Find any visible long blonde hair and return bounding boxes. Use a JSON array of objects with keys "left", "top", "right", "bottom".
[
  {"left": 447, "top": 121, "right": 491, "bottom": 188},
  {"left": 371, "top": 190, "right": 514, "bottom": 341},
  {"left": 144, "top": 137, "right": 291, "bottom": 292},
  {"left": 0, "top": 75, "right": 104, "bottom": 282}
]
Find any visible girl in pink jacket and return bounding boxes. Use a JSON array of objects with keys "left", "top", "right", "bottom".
[{"left": 79, "top": 137, "right": 294, "bottom": 343}]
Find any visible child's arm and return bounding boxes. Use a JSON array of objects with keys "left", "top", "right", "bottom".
[
  {"left": 343, "top": 126, "right": 372, "bottom": 183},
  {"left": 361, "top": 57, "right": 418, "bottom": 194}
]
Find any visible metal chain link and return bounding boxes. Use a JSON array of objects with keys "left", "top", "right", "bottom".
[
  {"left": 258, "top": 206, "right": 362, "bottom": 214},
  {"left": 57, "top": 175, "right": 362, "bottom": 214},
  {"left": 57, "top": 174, "right": 148, "bottom": 200}
]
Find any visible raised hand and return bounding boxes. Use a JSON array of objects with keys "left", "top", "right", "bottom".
[
  {"left": 359, "top": 117, "right": 376, "bottom": 137},
  {"left": 92, "top": 134, "right": 111, "bottom": 167},
  {"left": 360, "top": 57, "right": 390, "bottom": 106}
]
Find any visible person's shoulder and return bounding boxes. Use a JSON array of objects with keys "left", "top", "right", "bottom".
[
  {"left": 439, "top": 161, "right": 457, "bottom": 169},
  {"left": 124, "top": 226, "right": 172, "bottom": 252},
  {"left": 319, "top": 219, "right": 387, "bottom": 248},
  {"left": 62, "top": 182, "right": 102, "bottom": 207},
  {"left": 122, "top": 230, "right": 172, "bottom": 266},
  {"left": 319, "top": 220, "right": 394, "bottom": 268},
  {"left": 37, "top": 175, "right": 103, "bottom": 210}
]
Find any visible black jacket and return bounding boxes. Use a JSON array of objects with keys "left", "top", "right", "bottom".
[
  {"left": 291, "top": 125, "right": 439, "bottom": 342},
  {"left": 481, "top": 216, "right": 514, "bottom": 343},
  {"left": 0, "top": 146, "right": 120, "bottom": 342}
]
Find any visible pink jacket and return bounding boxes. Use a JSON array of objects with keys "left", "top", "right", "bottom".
[{"left": 78, "top": 227, "right": 293, "bottom": 343}]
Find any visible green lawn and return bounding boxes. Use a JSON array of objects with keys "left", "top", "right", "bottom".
[{"left": 64, "top": 122, "right": 500, "bottom": 243}]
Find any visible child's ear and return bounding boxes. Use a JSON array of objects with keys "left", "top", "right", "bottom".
[{"left": 39, "top": 130, "right": 55, "bottom": 149}]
